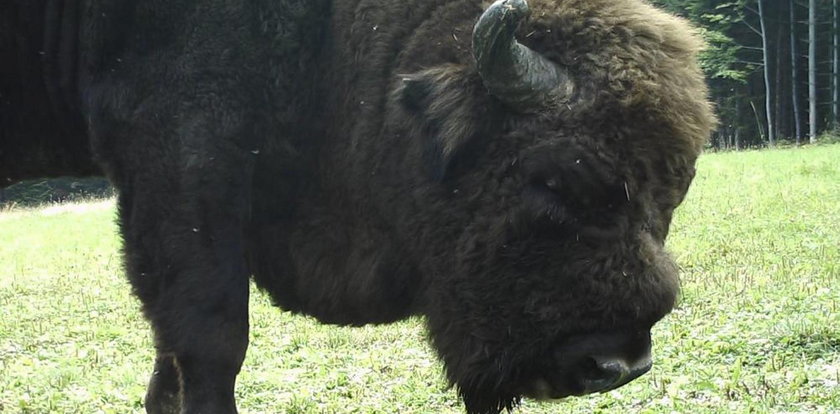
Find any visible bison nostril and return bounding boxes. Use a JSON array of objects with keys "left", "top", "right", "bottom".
[
  {"left": 574, "top": 355, "right": 652, "bottom": 393},
  {"left": 575, "top": 356, "right": 624, "bottom": 393},
  {"left": 552, "top": 331, "right": 655, "bottom": 395}
]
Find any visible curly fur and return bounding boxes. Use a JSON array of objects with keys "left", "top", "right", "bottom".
[{"left": 1, "top": 1, "right": 714, "bottom": 413}]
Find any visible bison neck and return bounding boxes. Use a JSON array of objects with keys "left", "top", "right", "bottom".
[
  {"left": 246, "top": 0, "right": 484, "bottom": 325},
  {"left": 247, "top": 186, "right": 425, "bottom": 326}
]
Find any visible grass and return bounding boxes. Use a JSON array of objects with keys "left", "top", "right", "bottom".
[{"left": 1, "top": 144, "right": 838, "bottom": 413}]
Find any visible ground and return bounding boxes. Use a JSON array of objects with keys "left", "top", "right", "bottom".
[{"left": 0, "top": 144, "right": 838, "bottom": 413}]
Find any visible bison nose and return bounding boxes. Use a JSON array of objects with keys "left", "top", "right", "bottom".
[
  {"left": 576, "top": 354, "right": 652, "bottom": 393},
  {"left": 551, "top": 330, "right": 653, "bottom": 395}
]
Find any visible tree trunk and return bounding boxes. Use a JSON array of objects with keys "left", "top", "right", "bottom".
[
  {"left": 775, "top": 25, "right": 784, "bottom": 141},
  {"left": 791, "top": 0, "right": 803, "bottom": 144},
  {"left": 751, "top": 100, "right": 766, "bottom": 143},
  {"left": 735, "top": 101, "right": 742, "bottom": 150},
  {"left": 810, "top": 0, "right": 818, "bottom": 143},
  {"left": 834, "top": 0, "right": 839, "bottom": 128},
  {"left": 758, "top": 0, "right": 775, "bottom": 147}
]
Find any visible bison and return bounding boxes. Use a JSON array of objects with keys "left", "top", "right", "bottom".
[{"left": 0, "top": 0, "right": 715, "bottom": 412}]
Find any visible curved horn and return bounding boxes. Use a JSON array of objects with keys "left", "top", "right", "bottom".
[{"left": 473, "top": 0, "right": 574, "bottom": 111}]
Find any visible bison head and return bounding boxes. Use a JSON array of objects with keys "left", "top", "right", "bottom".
[{"left": 377, "top": 0, "right": 715, "bottom": 412}]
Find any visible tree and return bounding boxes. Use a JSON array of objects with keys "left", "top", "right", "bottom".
[
  {"left": 757, "top": 0, "right": 774, "bottom": 146},
  {"left": 810, "top": 0, "right": 818, "bottom": 144},
  {"left": 791, "top": 0, "right": 803, "bottom": 144},
  {"left": 834, "top": 0, "right": 839, "bottom": 128}
]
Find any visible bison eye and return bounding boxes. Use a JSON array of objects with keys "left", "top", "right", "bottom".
[
  {"left": 525, "top": 172, "right": 626, "bottom": 220},
  {"left": 527, "top": 177, "right": 565, "bottom": 203},
  {"left": 520, "top": 146, "right": 628, "bottom": 225},
  {"left": 545, "top": 178, "right": 562, "bottom": 193},
  {"left": 529, "top": 175, "right": 596, "bottom": 209},
  {"left": 522, "top": 177, "right": 571, "bottom": 224}
]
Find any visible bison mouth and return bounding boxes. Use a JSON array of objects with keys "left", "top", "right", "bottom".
[
  {"left": 459, "top": 357, "right": 652, "bottom": 414},
  {"left": 456, "top": 330, "right": 653, "bottom": 414},
  {"left": 518, "top": 353, "right": 653, "bottom": 400}
]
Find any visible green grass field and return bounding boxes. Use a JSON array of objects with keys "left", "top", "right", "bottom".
[{"left": 1, "top": 145, "right": 838, "bottom": 414}]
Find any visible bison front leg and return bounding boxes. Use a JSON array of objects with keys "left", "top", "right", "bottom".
[
  {"left": 145, "top": 355, "right": 180, "bottom": 414},
  {"left": 117, "top": 148, "right": 254, "bottom": 414},
  {"left": 91, "top": 94, "right": 261, "bottom": 413}
]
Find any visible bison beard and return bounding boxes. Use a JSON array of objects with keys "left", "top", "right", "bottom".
[
  {"left": 0, "top": 0, "right": 715, "bottom": 413},
  {"left": 462, "top": 386, "right": 522, "bottom": 414}
]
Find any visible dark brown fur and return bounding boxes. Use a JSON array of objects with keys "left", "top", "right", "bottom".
[{"left": 1, "top": 0, "right": 714, "bottom": 413}]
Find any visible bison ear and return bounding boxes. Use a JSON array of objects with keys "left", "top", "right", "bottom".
[
  {"left": 398, "top": 76, "right": 434, "bottom": 112},
  {"left": 396, "top": 65, "right": 496, "bottom": 181}
]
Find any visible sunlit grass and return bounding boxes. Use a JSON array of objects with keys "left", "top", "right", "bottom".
[{"left": 1, "top": 144, "right": 838, "bottom": 413}]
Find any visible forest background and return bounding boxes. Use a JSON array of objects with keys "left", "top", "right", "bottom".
[{"left": 652, "top": 0, "right": 840, "bottom": 149}]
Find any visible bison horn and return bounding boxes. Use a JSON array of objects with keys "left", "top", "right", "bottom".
[{"left": 473, "top": 0, "right": 575, "bottom": 111}]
